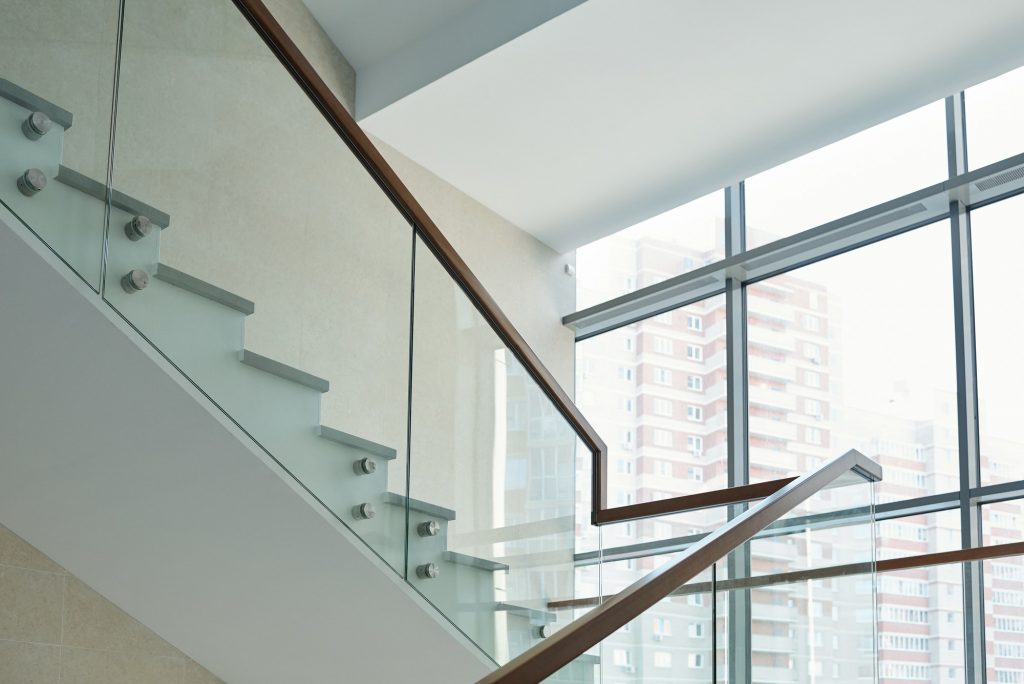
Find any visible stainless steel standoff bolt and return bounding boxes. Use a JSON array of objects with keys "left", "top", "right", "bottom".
[
  {"left": 537, "top": 625, "right": 553, "bottom": 639},
  {"left": 417, "top": 521, "right": 440, "bottom": 537},
  {"left": 17, "top": 168, "right": 47, "bottom": 196},
  {"left": 22, "top": 111, "right": 52, "bottom": 140},
  {"left": 352, "top": 502, "right": 375, "bottom": 520},
  {"left": 416, "top": 563, "right": 439, "bottom": 579},
  {"left": 121, "top": 269, "right": 149, "bottom": 293},
  {"left": 353, "top": 457, "right": 376, "bottom": 475},
  {"left": 125, "top": 215, "right": 154, "bottom": 241}
]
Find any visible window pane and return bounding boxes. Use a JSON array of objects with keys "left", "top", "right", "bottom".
[
  {"left": 983, "top": 502, "right": 1024, "bottom": 546},
  {"left": 985, "top": 555, "right": 1024, "bottom": 683},
  {"left": 876, "top": 509, "right": 961, "bottom": 562},
  {"left": 576, "top": 296, "right": 728, "bottom": 509},
  {"left": 969, "top": 196, "right": 1024, "bottom": 486},
  {"left": 745, "top": 101, "right": 947, "bottom": 248},
  {"left": 576, "top": 190, "right": 725, "bottom": 309},
  {"left": 878, "top": 563, "right": 965, "bottom": 684},
  {"left": 746, "top": 221, "right": 959, "bottom": 501},
  {"left": 966, "top": 65, "right": 1024, "bottom": 170}
]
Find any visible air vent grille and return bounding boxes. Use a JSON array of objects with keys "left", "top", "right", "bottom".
[{"left": 975, "top": 166, "right": 1024, "bottom": 192}]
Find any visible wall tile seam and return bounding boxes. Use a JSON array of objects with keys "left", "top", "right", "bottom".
[
  {"left": 56, "top": 644, "right": 189, "bottom": 662},
  {"left": 0, "top": 559, "right": 68, "bottom": 577},
  {"left": 0, "top": 636, "right": 64, "bottom": 648},
  {"left": 58, "top": 571, "right": 65, "bottom": 684},
  {"left": 0, "top": 637, "right": 190, "bottom": 663}
]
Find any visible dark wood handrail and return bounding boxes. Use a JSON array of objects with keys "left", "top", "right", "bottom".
[
  {"left": 549, "top": 541, "right": 1024, "bottom": 610},
  {"left": 228, "top": 0, "right": 608, "bottom": 507},
  {"left": 478, "top": 449, "right": 881, "bottom": 683},
  {"left": 593, "top": 476, "right": 798, "bottom": 525}
]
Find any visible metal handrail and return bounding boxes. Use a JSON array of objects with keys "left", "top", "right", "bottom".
[{"left": 478, "top": 449, "right": 881, "bottom": 683}]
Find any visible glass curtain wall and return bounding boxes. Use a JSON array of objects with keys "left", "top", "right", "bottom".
[{"left": 574, "top": 65, "right": 1024, "bottom": 683}]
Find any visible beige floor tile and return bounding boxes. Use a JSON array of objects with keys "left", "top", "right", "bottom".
[
  {"left": 0, "top": 566, "right": 64, "bottom": 643},
  {"left": 0, "top": 639, "right": 60, "bottom": 683},
  {"left": 59, "top": 647, "right": 185, "bottom": 684},
  {"left": 0, "top": 525, "right": 64, "bottom": 574},
  {"left": 62, "top": 577, "right": 183, "bottom": 658}
]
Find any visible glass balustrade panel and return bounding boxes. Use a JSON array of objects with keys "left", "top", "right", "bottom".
[
  {"left": 0, "top": 0, "right": 121, "bottom": 289},
  {"left": 410, "top": 235, "right": 578, "bottom": 663},
  {"left": 105, "top": 0, "right": 415, "bottom": 573}
]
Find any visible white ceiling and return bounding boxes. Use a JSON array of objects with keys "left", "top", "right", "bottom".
[{"left": 308, "top": 0, "right": 1024, "bottom": 253}]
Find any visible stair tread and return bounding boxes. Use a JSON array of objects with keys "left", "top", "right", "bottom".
[
  {"left": 381, "top": 492, "right": 456, "bottom": 521},
  {"left": 443, "top": 551, "right": 509, "bottom": 572},
  {"left": 0, "top": 78, "right": 73, "bottom": 129},
  {"left": 55, "top": 166, "right": 170, "bottom": 228},
  {"left": 317, "top": 425, "right": 396, "bottom": 460},
  {"left": 154, "top": 264, "right": 255, "bottom": 315},
  {"left": 238, "top": 349, "right": 329, "bottom": 393}
]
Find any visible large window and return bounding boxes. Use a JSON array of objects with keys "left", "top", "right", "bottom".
[
  {"left": 966, "top": 65, "right": 1024, "bottom": 170},
  {"left": 576, "top": 190, "right": 725, "bottom": 310},
  {"left": 969, "top": 196, "right": 1024, "bottom": 487},
  {"left": 744, "top": 101, "right": 947, "bottom": 248},
  {"left": 746, "top": 220, "right": 959, "bottom": 494},
  {"left": 572, "top": 64, "right": 1024, "bottom": 683}
]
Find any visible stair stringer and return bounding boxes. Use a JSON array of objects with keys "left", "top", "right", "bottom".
[{"left": 0, "top": 210, "right": 493, "bottom": 683}]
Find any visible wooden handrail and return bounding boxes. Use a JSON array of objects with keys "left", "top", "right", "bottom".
[
  {"left": 228, "top": 0, "right": 608, "bottom": 510},
  {"left": 593, "top": 476, "right": 798, "bottom": 525},
  {"left": 478, "top": 449, "right": 881, "bottom": 683},
  {"left": 549, "top": 541, "right": 1024, "bottom": 610}
]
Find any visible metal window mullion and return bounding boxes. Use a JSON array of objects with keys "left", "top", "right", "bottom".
[
  {"left": 947, "top": 92, "right": 986, "bottom": 684},
  {"left": 724, "top": 183, "right": 751, "bottom": 684}
]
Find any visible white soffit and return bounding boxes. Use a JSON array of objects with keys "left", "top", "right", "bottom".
[{"left": 317, "top": 0, "right": 1024, "bottom": 253}]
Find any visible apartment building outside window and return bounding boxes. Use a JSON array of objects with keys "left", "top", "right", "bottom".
[{"left": 573, "top": 65, "right": 1024, "bottom": 684}]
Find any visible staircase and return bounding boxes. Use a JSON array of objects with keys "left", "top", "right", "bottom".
[{"left": 0, "top": 73, "right": 581, "bottom": 680}]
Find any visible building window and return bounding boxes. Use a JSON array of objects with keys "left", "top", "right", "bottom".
[
  {"left": 687, "top": 315, "right": 703, "bottom": 331},
  {"left": 805, "top": 427, "right": 822, "bottom": 445},
  {"left": 804, "top": 398, "right": 822, "bottom": 418},
  {"left": 688, "top": 653, "right": 704, "bottom": 668},
  {"left": 803, "top": 370, "right": 821, "bottom": 388},
  {"left": 655, "top": 311, "right": 673, "bottom": 325},
  {"left": 687, "top": 405, "right": 703, "bottom": 422},
  {"left": 688, "top": 467, "right": 703, "bottom": 481},
  {"left": 616, "top": 459, "right": 633, "bottom": 474},
  {"left": 687, "top": 375, "right": 703, "bottom": 391},
  {"left": 655, "top": 460, "right": 672, "bottom": 477},
  {"left": 653, "top": 336, "right": 673, "bottom": 354},
  {"left": 802, "top": 341, "right": 821, "bottom": 362},
  {"left": 654, "top": 651, "right": 672, "bottom": 669},
  {"left": 618, "top": 366, "right": 633, "bottom": 381},
  {"left": 653, "top": 398, "right": 673, "bottom": 416},
  {"left": 612, "top": 649, "right": 630, "bottom": 667},
  {"left": 802, "top": 314, "right": 821, "bottom": 332},
  {"left": 653, "top": 429, "right": 673, "bottom": 447},
  {"left": 624, "top": 398, "right": 634, "bottom": 413},
  {"left": 686, "top": 345, "right": 703, "bottom": 361},
  {"left": 622, "top": 430, "right": 634, "bottom": 449},
  {"left": 688, "top": 623, "right": 704, "bottom": 638},
  {"left": 655, "top": 368, "right": 673, "bottom": 385},
  {"left": 623, "top": 336, "right": 634, "bottom": 351},
  {"left": 687, "top": 435, "right": 704, "bottom": 455},
  {"left": 653, "top": 617, "right": 672, "bottom": 637}
]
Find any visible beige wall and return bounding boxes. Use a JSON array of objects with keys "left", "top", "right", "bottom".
[
  {"left": 270, "top": 0, "right": 576, "bottom": 387},
  {"left": 0, "top": 524, "right": 221, "bottom": 684}
]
